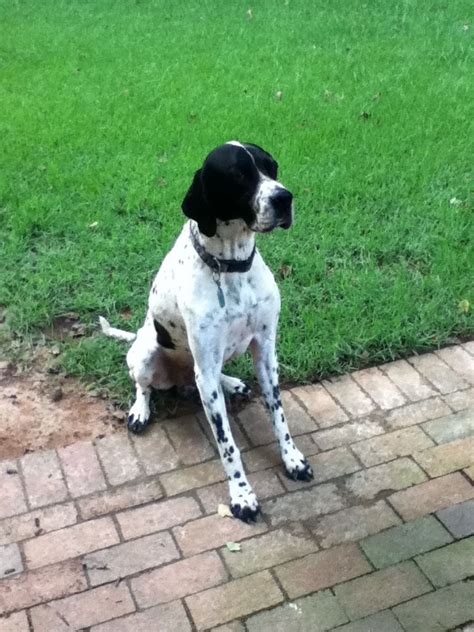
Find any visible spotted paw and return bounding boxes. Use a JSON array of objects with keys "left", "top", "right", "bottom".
[
  {"left": 229, "top": 483, "right": 260, "bottom": 523},
  {"left": 127, "top": 413, "right": 150, "bottom": 434},
  {"left": 221, "top": 375, "right": 252, "bottom": 398},
  {"left": 284, "top": 458, "right": 314, "bottom": 481},
  {"left": 230, "top": 501, "right": 261, "bottom": 523}
]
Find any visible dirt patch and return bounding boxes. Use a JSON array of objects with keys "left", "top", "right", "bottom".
[{"left": 0, "top": 365, "right": 125, "bottom": 460}]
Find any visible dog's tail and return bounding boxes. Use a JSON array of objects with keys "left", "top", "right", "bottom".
[{"left": 99, "top": 316, "right": 137, "bottom": 343}]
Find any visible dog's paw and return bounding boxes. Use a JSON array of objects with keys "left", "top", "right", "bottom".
[
  {"left": 127, "top": 413, "right": 150, "bottom": 434},
  {"left": 221, "top": 375, "right": 252, "bottom": 398},
  {"left": 127, "top": 399, "right": 151, "bottom": 434},
  {"left": 284, "top": 458, "right": 314, "bottom": 481},
  {"left": 229, "top": 484, "right": 260, "bottom": 523},
  {"left": 231, "top": 502, "right": 260, "bottom": 523}
]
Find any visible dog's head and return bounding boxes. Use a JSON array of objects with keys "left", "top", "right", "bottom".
[{"left": 182, "top": 141, "right": 293, "bottom": 237}]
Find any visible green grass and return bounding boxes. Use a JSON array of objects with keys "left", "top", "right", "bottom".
[{"left": 1, "top": 0, "right": 472, "bottom": 401}]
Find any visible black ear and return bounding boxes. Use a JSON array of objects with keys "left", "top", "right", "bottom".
[{"left": 181, "top": 169, "right": 217, "bottom": 237}]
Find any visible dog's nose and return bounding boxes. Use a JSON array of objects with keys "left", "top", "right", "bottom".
[
  {"left": 271, "top": 188, "right": 293, "bottom": 215},
  {"left": 271, "top": 188, "right": 293, "bottom": 228}
]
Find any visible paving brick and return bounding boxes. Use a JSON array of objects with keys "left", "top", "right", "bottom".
[
  {"left": 386, "top": 397, "right": 451, "bottom": 430},
  {"left": 78, "top": 478, "right": 163, "bottom": 520},
  {"left": 24, "top": 517, "right": 119, "bottom": 569},
  {"left": 197, "top": 469, "right": 284, "bottom": 513},
  {"left": 85, "top": 531, "right": 179, "bottom": 586},
  {"left": 465, "top": 464, "right": 474, "bottom": 481},
  {"left": 131, "top": 551, "right": 227, "bottom": 607},
  {"left": 444, "top": 387, "right": 474, "bottom": 411},
  {"left": 0, "top": 460, "right": 27, "bottom": 519},
  {"left": 290, "top": 384, "right": 349, "bottom": 428},
  {"left": 409, "top": 353, "right": 468, "bottom": 393},
  {"left": 334, "top": 561, "right": 432, "bottom": 619},
  {"left": 58, "top": 441, "right": 106, "bottom": 497},
  {"left": 0, "top": 559, "right": 86, "bottom": 613},
  {"left": 246, "top": 590, "right": 348, "bottom": 632},
  {"left": 380, "top": 359, "right": 436, "bottom": 401},
  {"left": 163, "top": 414, "right": 215, "bottom": 464},
  {"left": 332, "top": 610, "right": 404, "bottom": 632},
  {"left": 222, "top": 524, "right": 318, "bottom": 578},
  {"left": 393, "top": 580, "right": 474, "bottom": 632},
  {"left": 173, "top": 513, "right": 267, "bottom": 557},
  {"left": 30, "top": 582, "right": 135, "bottom": 631},
  {"left": 275, "top": 543, "right": 371, "bottom": 598},
  {"left": 237, "top": 402, "right": 275, "bottom": 445},
  {"left": 0, "top": 502, "right": 77, "bottom": 546},
  {"left": 243, "top": 435, "right": 319, "bottom": 473},
  {"left": 464, "top": 341, "right": 474, "bottom": 355},
  {"left": 160, "top": 459, "right": 226, "bottom": 495},
  {"left": 0, "top": 542, "right": 23, "bottom": 578},
  {"left": 92, "top": 600, "right": 192, "bottom": 632},
  {"left": 414, "top": 436, "right": 474, "bottom": 477},
  {"left": 21, "top": 450, "right": 68, "bottom": 508},
  {"left": 131, "top": 424, "right": 180, "bottom": 474},
  {"left": 281, "top": 390, "right": 318, "bottom": 434},
  {"left": 360, "top": 515, "right": 452, "bottom": 568},
  {"left": 185, "top": 570, "right": 283, "bottom": 630},
  {"left": 264, "top": 482, "right": 346, "bottom": 526},
  {"left": 312, "top": 418, "right": 385, "bottom": 451},
  {"left": 212, "top": 623, "right": 244, "bottom": 632},
  {"left": 0, "top": 611, "right": 29, "bottom": 632},
  {"left": 415, "top": 537, "right": 474, "bottom": 587},
  {"left": 436, "top": 346, "right": 474, "bottom": 385},
  {"left": 345, "top": 458, "right": 426, "bottom": 500},
  {"left": 117, "top": 496, "right": 201, "bottom": 539},
  {"left": 352, "top": 426, "right": 435, "bottom": 467},
  {"left": 281, "top": 447, "right": 360, "bottom": 492},
  {"left": 436, "top": 499, "right": 474, "bottom": 538},
  {"left": 96, "top": 433, "right": 141, "bottom": 485},
  {"left": 323, "top": 375, "right": 376, "bottom": 417},
  {"left": 389, "top": 472, "right": 474, "bottom": 520},
  {"left": 352, "top": 367, "right": 406, "bottom": 409},
  {"left": 422, "top": 409, "right": 474, "bottom": 444},
  {"left": 311, "top": 501, "right": 401, "bottom": 548}
]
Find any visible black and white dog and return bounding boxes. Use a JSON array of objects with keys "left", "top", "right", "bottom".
[{"left": 100, "top": 141, "right": 313, "bottom": 522}]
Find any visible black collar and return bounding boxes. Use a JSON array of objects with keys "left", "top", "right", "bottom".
[{"left": 189, "top": 222, "right": 256, "bottom": 273}]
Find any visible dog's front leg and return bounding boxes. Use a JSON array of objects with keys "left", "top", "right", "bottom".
[
  {"left": 190, "top": 340, "right": 259, "bottom": 522},
  {"left": 251, "top": 335, "right": 314, "bottom": 481}
]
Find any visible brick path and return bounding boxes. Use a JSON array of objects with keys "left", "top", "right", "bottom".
[{"left": 1, "top": 344, "right": 474, "bottom": 631}]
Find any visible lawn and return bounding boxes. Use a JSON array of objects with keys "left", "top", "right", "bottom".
[{"left": 0, "top": 0, "right": 472, "bottom": 402}]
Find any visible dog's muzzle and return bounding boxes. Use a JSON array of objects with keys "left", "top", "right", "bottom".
[{"left": 271, "top": 188, "right": 293, "bottom": 229}]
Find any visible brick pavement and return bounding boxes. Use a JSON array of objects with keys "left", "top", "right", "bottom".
[{"left": 1, "top": 344, "right": 474, "bottom": 631}]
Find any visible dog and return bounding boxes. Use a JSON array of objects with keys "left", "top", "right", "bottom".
[{"left": 100, "top": 141, "right": 313, "bottom": 522}]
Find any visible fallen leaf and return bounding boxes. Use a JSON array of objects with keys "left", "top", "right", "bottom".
[
  {"left": 450, "top": 197, "right": 461, "bottom": 206},
  {"left": 89, "top": 221, "right": 98, "bottom": 229},
  {"left": 275, "top": 90, "right": 283, "bottom": 100},
  {"left": 246, "top": 8, "right": 253, "bottom": 19},
  {"left": 226, "top": 541, "right": 242, "bottom": 552},
  {"left": 458, "top": 299, "right": 470, "bottom": 314},
  {"left": 218, "top": 504, "right": 233, "bottom": 518},
  {"left": 279, "top": 264, "right": 293, "bottom": 279}
]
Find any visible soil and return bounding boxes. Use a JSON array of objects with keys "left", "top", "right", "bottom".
[{"left": 0, "top": 363, "right": 127, "bottom": 460}]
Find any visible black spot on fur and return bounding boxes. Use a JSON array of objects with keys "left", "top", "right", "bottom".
[
  {"left": 272, "top": 385, "right": 280, "bottom": 401},
  {"left": 234, "top": 471, "right": 241, "bottom": 479},
  {"left": 239, "top": 481, "right": 246, "bottom": 487},
  {"left": 168, "top": 320, "right": 176, "bottom": 328},
  {"left": 211, "top": 413, "right": 226, "bottom": 443},
  {"left": 212, "top": 390, "right": 218, "bottom": 400},
  {"left": 153, "top": 320, "right": 175, "bottom": 349},
  {"left": 227, "top": 457, "right": 233, "bottom": 463},
  {"left": 229, "top": 446, "right": 235, "bottom": 454},
  {"left": 285, "top": 433, "right": 290, "bottom": 441},
  {"left": 262, "top": 324, "right": 267, "bottom": 330}
]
